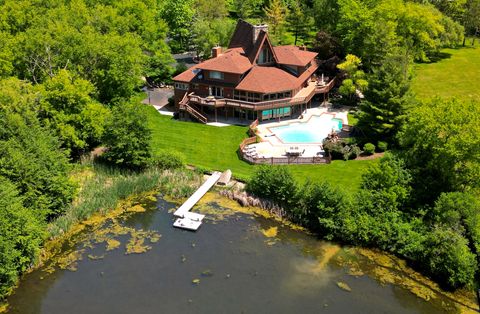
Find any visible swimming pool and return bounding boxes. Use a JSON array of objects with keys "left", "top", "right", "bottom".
[{"left": 270, "top": 115, "right": 342, "bottom": 144}]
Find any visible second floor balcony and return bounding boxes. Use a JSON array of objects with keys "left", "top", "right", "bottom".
[{"left": 186, "top": 78, "right": 335, "bottom": 111}]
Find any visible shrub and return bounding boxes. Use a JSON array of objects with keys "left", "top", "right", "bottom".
[
  {"left": 152, "top": 150, "right": 185, "bottom": 170},
  {"left": 349, "top": 144, "right": 361, "bottom": 159},
  {"left": 246, "top": 165, "right": 298, "bottom": 207},
  {"left": 340, "top": 144, "right": 361, "bottom": 160},
  {"left": 102, "top": 102, "right": 152, "bottom": 169},
  {"left": 294, "top": 181, "right": 350, "bottom": 238},
  {"left": 421, "top": 227, "right": 477, "bottom": 289},
  {"left": 323, "top": 140, "right": 344, "bottom": 159},
  {"left": 377, "top": 141, "right": 388, "bottom": 152},
  {"left": 0, "top": 176, "right": 45, "bottom": 300},
  {"left": 363, "top": 143, "right": 375, "bottom": 155},
  {"left": 360, "top": 153, "right": 412, "bottom": 211}
]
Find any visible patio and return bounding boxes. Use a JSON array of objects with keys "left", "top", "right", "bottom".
[{"left": 241, "top": 105, "right": 350, "bottom": 162}]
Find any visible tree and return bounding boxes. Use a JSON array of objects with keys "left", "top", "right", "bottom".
[
  {"left": 417, "top": 0, "right": 467, "bottom": 22},
  {"left": 191, "top": 19, "right": 235, "bottom": 59},
  {"left": 0, "top": 176, "right": 45, "bottom": 300},
  {"left": 356, "top": 50, "right": 412, "bottom": 143},
  {"left": 463, "top": 0, "right": 480, "bottom": 45},
  {"left": 0, "top": 78, "right": 75, "bottom": 218},
  {"left": 287, "top": 0, "right": 314, "bottom": 45},
  {"left": 336, "top": 0, "right": 463, "bottom": 66},
  {"left": 358, "top": 152, "right": 412, "bottom": 213},
  {"left": 337, "top": 54, "right": 368, "bottom": 102},
  {"left": 421, "top": 226, "right": 477, "bottom": 289},
  {"left": 38, "top": 69, "right": 111, "bottom": 157},
  {"left": 0, "top": 32, "right": 14, "bottom": 78},
  {"left": 432, "top": 192, "right": 480, "bottom": 260},
  {"left": 313, "top": 0, "right": 339, "bottom": 32},
  {"left": 264, "top": 0, "right": 289, "bottom": 44},
  {"left": 102, "top": 102, "right": 152, "bottom": 169},
  {"left": 195, "top": 0, "right": 228, "bottom": 19},
  {"left": 399, "top": 98, "right": 480, "bottom": 204},
  {"left": 312, "top": 31, "right": 343, "bottom": 59},
  {"left": 231, "top": 0, "right": 264, "bottom": 18},
  {"left": 160, "top": 0, "right": 195, "bottom": 52}
]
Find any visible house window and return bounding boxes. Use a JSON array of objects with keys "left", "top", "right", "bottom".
[
  {"left": 283, "top": 65, "right": 298, "bottom": 76},
  {"left": 257, "top": 46, "right": 273, "bottom": 64},
  {"left": 174, "top": 82, "right": 189, "bottom": 90},
  {"left": 209, "top": 86, "right": 224, "bottom": 97},
  {"left": 209, "top": 71, "right": 224, "bottom": 80}
]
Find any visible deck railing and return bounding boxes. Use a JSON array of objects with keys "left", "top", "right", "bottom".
[
  {"left": 239, "top": 136, "right": 257, "bottom": 152},
  {"left": 248, "top": 119, "right": 259, "bottom": 136},
  {"left": 239, "top": 138, "right": 331, "bottom": 165},
  {"left": 187, "top": 78, "right": 333, "bottom": 111},
  {"left": 241, "top": 153, "right": 331, "bottom": 165},
  {"left": 180, "top": 102, "right": 208, "bottom": 124},
  {"left": 315, "top": 77, "right": 336, "bottom": 94}
]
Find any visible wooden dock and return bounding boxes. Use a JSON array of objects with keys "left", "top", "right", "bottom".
[{"left": 173, "top": 171, "right": 222, "bottom": 231}]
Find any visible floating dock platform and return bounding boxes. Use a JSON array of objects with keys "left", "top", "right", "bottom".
[{"left": 173, "top": 171, "right": 222, "bottom": 231}]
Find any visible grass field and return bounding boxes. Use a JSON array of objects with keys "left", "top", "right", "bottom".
[
  {"left": 412, "top": 41, "right": 480, "bottom": 101},
  {"left": 147, "top": 106, "right": 375, "bottom": 191}
]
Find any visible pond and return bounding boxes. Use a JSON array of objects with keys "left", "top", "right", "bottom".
[{"left": 6, "top": 193, "right": 477, "bottom": 313}]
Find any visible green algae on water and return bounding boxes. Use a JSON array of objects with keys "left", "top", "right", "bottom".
[{"left": 37, "top": 193, "right": 161, "bottom": 276}]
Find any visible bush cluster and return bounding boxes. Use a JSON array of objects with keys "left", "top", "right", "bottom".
[
  {"left": 323, "top": 139, "right": 361, "bottom": 160},
  {"left": 151, "top": 150, "right": 186, "bottom": 170}
]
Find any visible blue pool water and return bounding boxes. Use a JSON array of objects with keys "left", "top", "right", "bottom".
[{"left": 270, "top": 115, "right": 342, "bottom": 144}]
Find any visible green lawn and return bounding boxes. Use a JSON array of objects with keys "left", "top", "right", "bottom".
[
  {"left": 147, "top": 106, "right": 375, "bottom": 191},
  {"left": 412, "top": 43, "right": 480, "bottom": 101}
]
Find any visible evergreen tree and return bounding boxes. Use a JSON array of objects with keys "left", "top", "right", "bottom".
[{"left": 356, "top": 51, "right": 412, "bottom": 143}]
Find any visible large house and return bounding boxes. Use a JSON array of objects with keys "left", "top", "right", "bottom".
[{"left": 173, "top": 20, "right": 335, "bottom": 123}]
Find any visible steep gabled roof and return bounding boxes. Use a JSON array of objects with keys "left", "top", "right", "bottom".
[
  {"left": 197, "top": 50, "right": 252, "bottom": 74},
  {"left": 228, "top": 20, "right": 255, "bottom": 55},
  {"left": 273, "top": 46, "right": 317, "bottom": 66},
  {"left": 248, "top": 31, "right": 278, "bottom": 64}
]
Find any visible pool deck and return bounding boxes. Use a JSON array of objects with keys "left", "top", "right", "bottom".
[{"left": 249, "top": 106, "right": 349, "bottom": 158}]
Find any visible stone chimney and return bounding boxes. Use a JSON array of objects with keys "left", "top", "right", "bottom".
[
  {"left": 252, "top": 24, "right": 268, "bottom": 44},
  {"left": 212, "top": 46, "right": 222, "bottom": 58}
]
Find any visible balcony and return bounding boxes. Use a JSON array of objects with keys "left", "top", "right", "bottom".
[{"left": 186, "top": 78, "right": 333, "bottom": 111}]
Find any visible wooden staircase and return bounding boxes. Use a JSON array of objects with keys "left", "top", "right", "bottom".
[{"left": 179, "top": 93, "right": 208, "bottom": 124}]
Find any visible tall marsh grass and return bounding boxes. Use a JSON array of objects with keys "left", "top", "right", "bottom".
[{"left": 48, "top": 163, "right": 202, "bottom": 238}]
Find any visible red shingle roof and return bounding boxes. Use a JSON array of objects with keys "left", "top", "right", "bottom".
[
  {"left": 197, "top": 50, "right": 252, "bottom": 74},
  {"left": 172, "top": 64, "right": 201, "bottom": 82},
  {"left": 273, "top": 46, "right": 317, "bottom": 66},
  {"left": 235, "top": 66, "right": 298, "bottom": 93}
]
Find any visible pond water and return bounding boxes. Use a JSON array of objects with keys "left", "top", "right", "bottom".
[{"left": 6, "top": 194, "right": 477, "bottom": 314}]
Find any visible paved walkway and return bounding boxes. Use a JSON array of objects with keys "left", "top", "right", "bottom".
[{"left": 142, "top": 87, "right": 175, "bottom": 116}]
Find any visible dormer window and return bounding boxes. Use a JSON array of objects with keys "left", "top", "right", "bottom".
[{"left": 209, "top": 71, "right": 224, "bottom": 80}]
